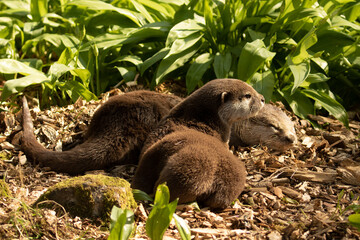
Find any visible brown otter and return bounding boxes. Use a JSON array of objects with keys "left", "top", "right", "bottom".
[
  {"left": 21, "top": 90, "right": 182, "bottom": 175},
  {"left": 132, "top": 79, "right": 265, "bottom": 209},
  {"left": 230, "top": 104, "right": 297, "bottom": 151}
]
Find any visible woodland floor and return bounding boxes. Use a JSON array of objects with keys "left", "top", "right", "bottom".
[{"left": 0, "top": 87, "right": 359, "bottom": 239}]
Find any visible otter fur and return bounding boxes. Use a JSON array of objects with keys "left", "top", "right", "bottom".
[
  {"left": 230, "top": 104, "right": 297, "bottom": 151},
  {"left": 21, "top": 90, "right": 182, "bottom": 175},
  {"left": 132, "top": 79, "right": 265, "bottom": 209}
]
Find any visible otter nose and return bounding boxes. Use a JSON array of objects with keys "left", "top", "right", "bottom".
[{"left": 285, "top": 134, "right": 296, "bottom": 143}]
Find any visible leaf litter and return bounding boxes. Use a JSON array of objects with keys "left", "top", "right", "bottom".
[{"left": 0, "top": 88, "right": 359, "bottom": 239}]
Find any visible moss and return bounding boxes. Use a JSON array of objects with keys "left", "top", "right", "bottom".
[
  {"left": 0, "top": 150, "right": 12, "bottom": 161},
  {"left": 0, "top": 179, "right": 12, "bottom": 198},
  {"left": 35, "top": 174, "right": 136, "bottom": 220}
]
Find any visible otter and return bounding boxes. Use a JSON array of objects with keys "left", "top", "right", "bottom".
[
  {"left": 230, "top": 104, "right": 297, "bottom": 151},
  {"left": 132, "top": 79, "right": 265, "bottom": 209},
  {"left": 21, "top": 90, "right": 182, "bottom": 175}
]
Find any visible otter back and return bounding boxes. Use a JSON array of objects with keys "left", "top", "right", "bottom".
[{"left": 21, "top": 91, "right": 182, "bottom": 175}]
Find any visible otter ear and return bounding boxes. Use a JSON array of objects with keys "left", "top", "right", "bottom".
[{"left": 221, "top": 92, "right": 230, "bottom": 103}]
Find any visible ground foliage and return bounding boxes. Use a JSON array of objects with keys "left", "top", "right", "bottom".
[
  {"left": 0, "top": 88, "right": 359, "bottom": 239},
  {"left": 0, "top": 0, "right": 359, "bottom": 127}
]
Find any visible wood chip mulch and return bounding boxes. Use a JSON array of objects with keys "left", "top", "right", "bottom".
[{"left": 0, "top": 90, "right": 359, "bottom": 239}]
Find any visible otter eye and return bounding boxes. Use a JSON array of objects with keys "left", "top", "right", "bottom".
[
  {"left": 270, "top": 124, "right": 279, "bottom": 131},
  {"left": 244, "top": 94, "right": 252, "bottom": 99}
]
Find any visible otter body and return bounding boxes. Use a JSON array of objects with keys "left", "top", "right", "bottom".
[
  {"left": 132, "top": 79, "right": 265, "bottom": 209},
  {"left": 22, "top": 91, "right": 182, "bottom": 175},
  {"left": 230, "top": 104, "right": 297, "bottom": 151}
]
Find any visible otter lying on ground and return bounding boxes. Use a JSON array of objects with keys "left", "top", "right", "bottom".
[
  {"left": 232, "top": 104, "right": 297, "bottom": 151},
  {"left": 132, "top": 79, "right": 265, "bottom": 209},
  {"left": 21, "top": 91, "right": 182, "bottom": 175}
]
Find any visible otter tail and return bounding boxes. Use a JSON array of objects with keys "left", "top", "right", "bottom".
[{"left": 21, "top": 96, "right": 127, "bottom": 175}]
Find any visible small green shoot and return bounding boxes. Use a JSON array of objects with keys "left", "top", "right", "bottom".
[{"left": 108, "top": 206, "right": 134, "bottom": 240}]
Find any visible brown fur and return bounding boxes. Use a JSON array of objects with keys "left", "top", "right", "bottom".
[
  {"left": 132, "top": 79, "right": 265, "bottom": 209},
  {"left": 230, "top": 104, "right": 297, "bottom": 151},
  {"left": 21, "top": 90, "right": 182, "bottom": 175}
]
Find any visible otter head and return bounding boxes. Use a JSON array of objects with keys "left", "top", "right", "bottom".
[
  {"left": 232, "top": 104, "right": 297, "bottom": 151},
  {"left": 217, "top": 81, "right": 265, "bottom": 125}
]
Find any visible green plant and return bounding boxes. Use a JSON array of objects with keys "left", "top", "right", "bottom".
[
  {"left": 142, "top": 0, "right": 359, "bottom": 126},
  {"left": 108, "top": 206, "right": 135, "bottom": 240},
  {"left": 110, "top": 185, "right": 191, "bottom": 240}
]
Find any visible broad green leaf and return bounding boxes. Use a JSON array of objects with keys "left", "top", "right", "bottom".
[
  {"left": 108, "top": 207, "right": 135, "bottom": 240},
  {"left": 2, "top": 74, "right": 50, "bottom": 100},
  {"left": 132, "top": 189, "right": 154, "bottom": 202},
  {"left": 57, "top": 80, "right": 97, "bottom": 102},
  {"left": 213, "top": 52, "right": 232, "bottom": 79},
  {"left": 249, "top": 71, "right": 275, "bottom": 102},
  {"left": 278, "top": 87, "right": 314, "bottom": 119},
  {"left": 70, "top": 69, "right": 91, "bottom": 86},
  {"left": 166, "top": 19, "right": 204, "bottom": 46},
  {"left": 58, "top": 48, "right": 74, "bottom": 65},
  {"left": 48, "top": 63, "right": 73, "bottom": 80},
  {"left": 116, "top": 66, "right": 137, "bottom": 83},
  {"left": 186, "top": 53, "right": 214, "bottom": 94},
  {"left": 109, "top": 55, "right": 143, "bottom": 70},
  {"left": 332, "top": 16, "right": 360, "bottom": 31},
  {"left": 146, "top": 184, "right": 178, "bottom": 240},
  {"left": 130, "top": 0, "right": 155, "bottom": 23},
  {"left": 173, "top": 213, "right": 191, "bottom": 240},
  {"left": 140, "top": 48, "right": 170, "bottom": 75},
  {"left": 349, "top": 214, "right": 360, "bottom": 231},
  {"left": 299, "top": 73, "right": 329, "bottom": 88},
  {"left": 153, "top": 183, "right": 170, "bottom": 207},
  {"left": 288, "top": 59, "right": 311, "bottom": 94},
  {"left": 1, "top": 0, "right": 30, "bottom": 10},
  {"left": 291, "top": 29, "right": 318, "bottom": 64},
  {"left": 311, "top": 30, "right": 355, "bottom": 59},
  {"left": 31, "top": 0, "right": 48, "bottom": 21},
  {"left": 237, "top": 39, "right": 276, "bottom": 81},
  {"left": 155, "top": 33, "right": 202, "bottom": 85},
  {"left": 0, "top": 59, "right": 44, "bottom": 76},
  {"left": 302, "top": 89, "right": 349, "bottom": 127},
  {"left": 66, "top": 0, "right": 142, "bottom": 26},
  {"left": 22, "top": 33, "right": 80, "bottom": 53}
]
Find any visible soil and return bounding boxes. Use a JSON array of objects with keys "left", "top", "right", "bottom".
[{"left": 0, "top": 89, "right": 359, "bottom": 239}]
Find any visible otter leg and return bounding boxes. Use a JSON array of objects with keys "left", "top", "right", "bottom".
[
  {"left": 199, "top": 158, "right": 246, "bottom": 209},
  {"left": 154, "top": 144, "right": 218, "bottom": 204}
]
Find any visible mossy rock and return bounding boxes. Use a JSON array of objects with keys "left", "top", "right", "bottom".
[
  {"left": 0, "top": 180, "right": 11, "bottom": 198},
  {"left": 35, "top": 174, "right": 136, "bottom": 220}
]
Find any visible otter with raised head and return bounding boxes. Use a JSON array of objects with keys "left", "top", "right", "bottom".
[
  {"left": 132, "top": 79, "right": 265, "bottom": 209},
  {"left": 230, "top": 104, "right": 297, "bottom": 151},
  {"left": 21, "top": 90, "right": 182, "bottom": 175}
]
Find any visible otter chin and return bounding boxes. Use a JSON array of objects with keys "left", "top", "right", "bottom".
[{"left": 132, "top": 79, "right": 265, "bottom": 209}]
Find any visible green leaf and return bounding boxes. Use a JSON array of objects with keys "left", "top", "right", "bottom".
[
  {"left": 109, "top": 55, "right": 143, "bottom": 70},
  {"left": 213, "top": 52, "right": 232, "bottom": 79},
  {"left": 302, "top": 89, "right": 349, "bottom": 127},
  {"left": 288, "top": 59, "right": 311, "bottom": 95},
  {"left": 166, "top": 19, "right": 204, "bottom": 46},
  {"left": 132, "top": 189, "right": 154, "bottom": 202},
  {"left": 30, "top": 0, "right": 48, "bottom": 21},
  {"left": 299, "top": 73, "right": 329, "bottom": 88},
  {"left": 173, "top": 213, "right": 191, "bottom": 240},
  {"left": 291, "top": 28, "right": 318, "bottom": 64},
  {"left": 146, "top": 183, "right": 178, "bottom": 240},
  {"left": 66, "top": 0, "right": 142, "bottom": 26},
  {"left": 186, "top": 53, "right": 214, "bottom": 94},
  {"left": 278, "top": 87, "right": 314, "bottom": 119},
  {"left": 57, "top": 80, "right": 97, "bottom": 102},
  {"left": 155, "top": 33, "right": 202, "bottom": 85},
  {"left": 140, "top": 48, "right": 170, "bottom": 76},
  {"left": 348, "top": 214, "right": 360, "bottom": 231},
  {"left": 249, "top": 71, "right": 275, "bottom": 102},
  {"left": 237, "top": 39, "right": 276, "bottom": 81},
  {"left": 0, "top": 59, "right": 45, "bottom": 76},
  {"left": 108, "top": 206, "right": 135, "bottom": 240},
  {"left": 2, "top": 75, "right": 50, "bottom": 100}
]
